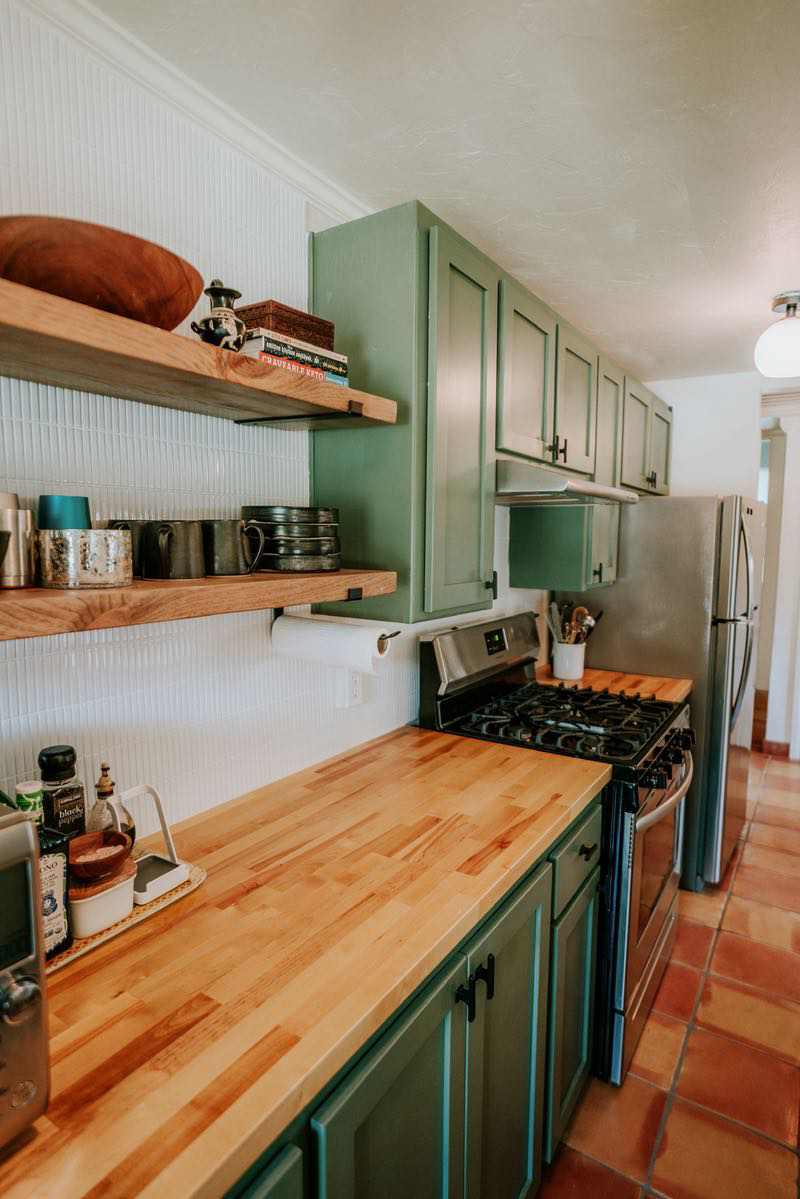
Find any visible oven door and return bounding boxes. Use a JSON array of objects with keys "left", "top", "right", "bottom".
[{"left": 625, "top": 753, "right": 694, "bottom": 997}]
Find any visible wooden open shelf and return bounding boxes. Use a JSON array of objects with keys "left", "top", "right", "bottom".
[
  {"left": 0, "top": 569, "right": 397, "bottom": 641},
  {"left": 0, "top": 279, "right": 397, "bottom": 428}
]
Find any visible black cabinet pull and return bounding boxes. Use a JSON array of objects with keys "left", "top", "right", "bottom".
[
  {"left": 456, "top": 975, "right": 476, "bottom": 1023},
  {"left": 592, "top": 562, "right": 604, "bottom": 583},
  {"left": 578, "top": 842, "right": 598, "bottom": 861},
  {"left": 546, "top": 435, "right": 561, "bottom": 460},
  {"left": 559, "top": 438, "right": 568, "bottom": 462},
  {"left": 475, "top": 953, "right": 496, "bottom": 1001},
  {"left": 646, "top": 470, "right": 658, "bottom": 488}
]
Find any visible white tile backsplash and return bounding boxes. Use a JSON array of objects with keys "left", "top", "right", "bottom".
[{"left": 0, "top": 0, "right": 544, "bottom": 838}]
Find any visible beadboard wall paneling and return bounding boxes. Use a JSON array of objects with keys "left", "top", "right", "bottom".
[{"left": 0, "top": 0, "right": 544, "bottom": 836}]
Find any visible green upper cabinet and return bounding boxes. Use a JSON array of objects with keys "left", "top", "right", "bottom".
[
  {"left": 311, "top": 201, "right": 497, "bottom": 623},
  {"left": 312, "top": 958, "right": 468, "bottom": 1199},
  {"left": 649, "top": 395, "right": 672, "bottom": 494},
  {"left": 554, "top": 322, "right": 598, "bottom": 476},
  {"left": 496, "top": 279, "right": 556, "bottom": 463},
  {"left": 621, "top": 377, "right": 673, "bottom": 494},
  {"left": 509, "top": 503, "right": 619, "bottom": 591},
  {"left": 594, "top": 357, "right": 624, "bottom": 488},
  {"left": 426, "top": 225, "right": 497, "bottom": 613},
  {"left": 464, "top": 863, "right": 552, "bottom": 1199}
]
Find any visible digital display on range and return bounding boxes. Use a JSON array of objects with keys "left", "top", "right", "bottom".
[
  {"left": 0, "top": 862, "right": 32, "bottom": 970},
  {"left": 484, "top": 628, "right": 507, "bottom": 656}
]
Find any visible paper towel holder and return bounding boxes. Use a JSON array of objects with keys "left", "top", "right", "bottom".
[{"left": 271, "top": 586, "right": 365, "bottom": 622}]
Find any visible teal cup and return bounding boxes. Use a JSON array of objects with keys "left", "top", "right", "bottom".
[{"left": 37, "top": 494, "right": 92, "bottom": 530}]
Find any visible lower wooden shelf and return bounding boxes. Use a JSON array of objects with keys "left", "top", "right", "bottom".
[{"left": 0, "top": 568, "right": 397, "bottom": 641}]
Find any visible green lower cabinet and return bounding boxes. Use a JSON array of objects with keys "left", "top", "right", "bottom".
[
  {"left": 544, "top": 868, "right": 601, "bottom": 1162},
  {"left": 509, "top": 503, "right": 619, "bottom": 591},
  {"left": 239, "top": 1146, "right": 305, "bottom": 1199},
  {"left": 464, "top": 863, "right": 553, "bottom": 1199},
  {"left": 312, "top": 957, "right": 468, "bottom": 1199}
]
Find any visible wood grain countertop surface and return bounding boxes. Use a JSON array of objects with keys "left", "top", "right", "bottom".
[
  {"left": 0, "top": 726, "right": 610, "bottom": 1199},
  {"left": 536, "top": 665, "right": 693, "bottom": 703}
]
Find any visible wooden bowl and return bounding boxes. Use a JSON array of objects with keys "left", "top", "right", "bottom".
[
  {"left": 69, "top": 829, "right": 132, "bottom": 881},
  {"left": 0, "top": 216, "right": 203, "bottom": 330}
]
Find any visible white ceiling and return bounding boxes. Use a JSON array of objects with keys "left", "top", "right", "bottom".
[{"left": 92, "top": 0, "right": 800, "bottom": 379}]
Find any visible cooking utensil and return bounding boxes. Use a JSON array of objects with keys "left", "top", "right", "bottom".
[
  {"left": 0, "top": 215, "right": 203, "bottom": 330},
  {"left": 257, "top": 552, "right": 341, "bottom": 573},
  {"left": 585, "top": 610, "right": 604, "bottom": 640},
  {"left": 549, "top": 601, "right": 564, "bottom": 643},
  {"left": 241, "top": 505, "right": 339, "bottom": 524},
  {"left": 37, "top": 528, "right": 133, "bottom": 588}
]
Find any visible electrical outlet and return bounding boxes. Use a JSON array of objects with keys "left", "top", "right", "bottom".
[{"left": 335, "top": 669, "right": 364, "bottom": 708}]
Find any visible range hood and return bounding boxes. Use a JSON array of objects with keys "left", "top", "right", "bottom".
[{"left": 495, "top": 457, "right": 639, "bottom": 505}]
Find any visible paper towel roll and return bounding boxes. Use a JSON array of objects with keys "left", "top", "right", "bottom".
[{"left": 271, "top": 614, "right": 398, "bottom": 674}]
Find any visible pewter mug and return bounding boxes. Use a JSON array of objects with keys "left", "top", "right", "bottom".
[
  {"left": 201, "top": 519, "right": 265, "bottom": 575},
  {"left": 37, "top": 529, "right": 133, "bottom": 589},
  {"left": 0, "top": 509, "right": 35, "bottom": 588},
  {"left": 141, "top": 520, "right": 205, "bottom": 580},
  {"left": 108, "top": 519, "right": 149, "bottom": 577}
]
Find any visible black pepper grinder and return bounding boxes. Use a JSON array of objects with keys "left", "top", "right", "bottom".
[{"left": 38, "top": 745, "right": 86, "bottom": 839}]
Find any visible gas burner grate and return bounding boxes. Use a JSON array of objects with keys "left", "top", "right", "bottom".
[{"left": 453, "top": 682, "right": 676, "bottom": 764}]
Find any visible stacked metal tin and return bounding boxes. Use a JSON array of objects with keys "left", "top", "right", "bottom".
[{"left": 241, "top": 506, "right": 340, "bottom": 572}]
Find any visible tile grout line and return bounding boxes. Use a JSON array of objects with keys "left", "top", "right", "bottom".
[{"left": 642, "top": 771, "right": 762, "bottom": 1195}]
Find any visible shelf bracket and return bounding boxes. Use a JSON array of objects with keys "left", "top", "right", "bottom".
[{"left": 235, "top": 398, "right": 366, "bottom": 426}]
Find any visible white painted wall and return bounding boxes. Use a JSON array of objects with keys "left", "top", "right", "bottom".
[
  {"left": 646, "top": 371, "right": 763, "bottom": 499},
  {"left": 0, "top": 0, "right": 544, "bottom": 834}
]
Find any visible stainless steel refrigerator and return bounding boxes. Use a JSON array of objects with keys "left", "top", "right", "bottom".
[{"left": 562, "top": 496, "right": 765, "bottom": 890}]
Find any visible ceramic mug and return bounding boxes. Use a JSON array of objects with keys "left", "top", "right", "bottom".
[
  {"left": 141, "top": 520, "right": 205, "bottom": 580},
  {"left": 201, "top": 519, "right": 265, "bottom": 575},
  {"left": 38, "top": 494, "right": 92, "bottom": 530}
]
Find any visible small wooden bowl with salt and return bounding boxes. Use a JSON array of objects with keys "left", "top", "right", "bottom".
[{"left": 69, "top": 829, "right": 132, "bottom": 881}]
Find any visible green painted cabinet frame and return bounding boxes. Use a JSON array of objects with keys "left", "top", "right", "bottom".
[
  {"left": 464, "top": 863, "right": 553, "bottom": 1199},
  {"left": 544, "top": 868, "right": 601, "bottom": 1162},
  {"left": 310, "top": 201, "right": 497, "bottom": 623},
  {"left": 496, "top": 279, "right": 557, "bottom": 463},
  {"left": 595, "top": 357, "right": 624, "bottom": 488},
  {"left": 312, "top": 957, "right": 467, "bottom": 1199},
  {"left": 508, "top": 503, "right": 619, "bottom": 591},
  {"left": 239, "top": 1146, "right": 304, "bottom": 1199},
  {"left": 649, "top": 396, "right": 672, "bottom": 494},
  {"left": 554, "top": 322, "right": 598, "bottom": 476}
]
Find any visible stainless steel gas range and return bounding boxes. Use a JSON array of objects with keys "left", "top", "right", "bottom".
[{"left": 419, "top": 612, "right": 695, "bottom": 1084}]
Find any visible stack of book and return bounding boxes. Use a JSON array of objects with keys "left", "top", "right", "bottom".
[{"left": 243, "top": 328, "right": 349, "bottom": 386}]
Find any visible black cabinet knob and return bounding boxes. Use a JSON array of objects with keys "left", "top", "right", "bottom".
[{"left": 578, "top": 842, "right": 598, "bottom": 861}]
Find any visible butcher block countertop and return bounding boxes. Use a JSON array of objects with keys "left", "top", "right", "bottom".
[
  {"left": 1, "top": 726, "right": 610, "bottom": 1199},
  {"left": 537, "top": 665, "right": 693, "bottom": 703}
]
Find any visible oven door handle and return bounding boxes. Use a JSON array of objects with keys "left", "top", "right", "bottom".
[{"left": 635, "top": 753, "right": 694, "bottom": 834}]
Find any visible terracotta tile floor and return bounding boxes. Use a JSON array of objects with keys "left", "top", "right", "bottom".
[{"left": 541, "top": 753, "right": 800, "bottom": 1199}]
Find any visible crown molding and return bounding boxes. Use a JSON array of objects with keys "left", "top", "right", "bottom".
[
  {"left": 761, "top": 390, "right": 800, "bottom": 417},
  {"left": 23, "top": 0, "right": 372, "bottom": 225}
]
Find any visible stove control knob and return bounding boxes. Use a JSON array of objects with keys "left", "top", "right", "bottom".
[{"left": 675, "top": 728, "right": 696, "bottom": 750}]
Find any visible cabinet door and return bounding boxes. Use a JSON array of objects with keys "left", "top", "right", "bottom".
[
  {"left": 496, "top": 279, "right": 556, "bottom": 462},
  {"left": 465, "top": 863, "right": 553, "bottom": 1199},
  {"left": 620, "top": 377, "right": 652, "bottom": 490},
  {"left": 544, "top": 869, "right": 601, "bottom": 1162},
  {"left": 589, "top": 504, "right": 620, "bottom": 588},
  {"left": 595, "top": 357, "right": 624, "bottom": 487},
  {"left": 554, "top": 322, "right": 597, "bottom": 476},
  {"left": 509, "top": 506, "right": 593, "bottom": 591},
  {"left": 312, "top": 958, "right": 467, "bottom": 1199},
  {"left": 426, "top": 225, "right": 497, "bottom": 613},
  {"left": 239, "top": 1146, "right": 304, "bottom": 1199},
  {"left": 649, "top": 396, "right": 672, "bottom": 494}
]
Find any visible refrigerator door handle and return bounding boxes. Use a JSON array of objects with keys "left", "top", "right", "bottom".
[
  {"left": 731, "top": 618, "right": 754, "bottom": 727},
  {"left": 740, "top": 510, "right": 754, "bottom": 620}
]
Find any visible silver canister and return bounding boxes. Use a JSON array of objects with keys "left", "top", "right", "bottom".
[
  {"left": 0, "top": 509, "right": 35, "bottom": 588},
  {"left": 37, "top": 529, "right": 133, "bottom": 589}
]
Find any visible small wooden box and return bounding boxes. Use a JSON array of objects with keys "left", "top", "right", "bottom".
[{"left": 235, "top": 299, "right": 335, "bottom": 350}]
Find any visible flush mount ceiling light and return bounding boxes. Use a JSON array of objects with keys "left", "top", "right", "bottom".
[{"left": 754, "top": 291, "right": 800, "bottom": 377}]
